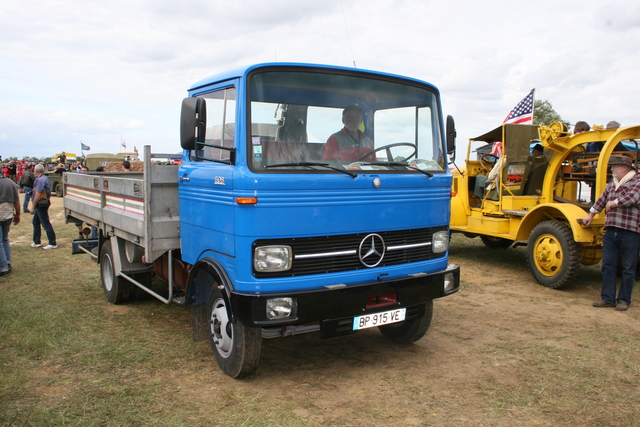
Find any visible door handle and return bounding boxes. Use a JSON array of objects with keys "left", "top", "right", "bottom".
[{"left": 179, "top": 176, "right": 190, "bottom": 182}]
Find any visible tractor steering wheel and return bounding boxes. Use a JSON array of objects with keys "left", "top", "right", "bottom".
[{"left": 480, "top": 153, "right": 499, "bottom": 172}]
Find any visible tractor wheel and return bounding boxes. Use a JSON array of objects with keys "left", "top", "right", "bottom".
[
  {"left": 480, "top": 235, "right": 513, "bottom": 249},
  {"left": 527, "top": 221, "right": 581, "bottom": 289}
]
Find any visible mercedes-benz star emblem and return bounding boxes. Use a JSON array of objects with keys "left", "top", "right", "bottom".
[{"left": 358, "top": 234, "right": 386, "bottom": 267}]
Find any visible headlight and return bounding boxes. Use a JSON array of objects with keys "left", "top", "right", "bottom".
[
  {"left": 432, "top": 231, "right": 449, "bottom": 254},
  {"left": 266, "top": 297, "right": 297, "bottom": 320},
  {"left": 254, "top": 245, "right": 292, "bottom": 272}
]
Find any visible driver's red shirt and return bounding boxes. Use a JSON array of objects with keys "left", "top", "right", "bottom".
[{"left": 323, "top": 128, "right": 377, "bottom": 161}]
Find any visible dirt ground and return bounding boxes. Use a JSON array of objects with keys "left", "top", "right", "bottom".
[
  {"left": 167, "top": 235, "right": 638, "bottom": 426},
  {"left": 221, "top": 237, "right": 639, "bottom": 426},
  {"left": 15, "top": 197, "right": 640, "bottom": 426}
]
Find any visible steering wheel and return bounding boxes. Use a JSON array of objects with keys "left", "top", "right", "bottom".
[
  {"left": 357, "top": 142, "right": 417, "bottom": 162},
  {"left": 480, "top": 153, "right": 499, "bottom": 172}
]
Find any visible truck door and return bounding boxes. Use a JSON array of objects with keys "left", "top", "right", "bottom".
[{"left": 178, "top": 86, "right": 237, "bottom": 261}]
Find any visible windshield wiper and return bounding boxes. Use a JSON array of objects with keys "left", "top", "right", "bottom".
[
  {"left": 264, "top": 162, "right": 357, "bottom": 178},
  {"left": 356, "top": 161, "right": 434, "bottom": 177}
]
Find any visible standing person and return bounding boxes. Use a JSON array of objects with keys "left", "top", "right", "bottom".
[
  {"left": 59, "top": 152, "right": 67, "bottom": 165},
  {"left": 19, "top": 163, "right": 35, "bottom": 215},
  {"left": 583, "top": 156, "right": 640, "bottom": 311},
  {"left": 30, "top": 164, "right": 57, "bottom": 250},
  {"left": 7, "top": 161, "right": 17, "bottom": 182},
  {"left": 0, "top": 172, "right": 20, "bottom": 276},
  {"left": 16, "top": 161, "right": 24, "bottom": 182}
]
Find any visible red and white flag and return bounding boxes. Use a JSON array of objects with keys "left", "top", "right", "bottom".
[
  {"left": 504, "top": 89, "right": 535, "bottom": 125},
  {"left": 121, "top": 136, "right": 127, "bottom": 150}
]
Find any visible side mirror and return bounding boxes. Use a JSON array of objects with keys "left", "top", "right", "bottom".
[
  {"left": 180, "top": 97, "right": 207, "bottom": 150},
  {"left": 446, "top": 115, "right": 456, "bottom": 155}
]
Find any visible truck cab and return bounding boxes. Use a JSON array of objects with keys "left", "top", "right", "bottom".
[{"left": 179, "top": 63, "right": 459, "bottom": 376}]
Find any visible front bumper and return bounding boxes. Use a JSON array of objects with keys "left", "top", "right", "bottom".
[{"left": 230, "top": 263, "right": 459, "bottom": 335}]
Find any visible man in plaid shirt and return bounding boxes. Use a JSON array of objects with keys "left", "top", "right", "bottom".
[{"left": 583, "top": 156, "right": 640, "bottom": 311}]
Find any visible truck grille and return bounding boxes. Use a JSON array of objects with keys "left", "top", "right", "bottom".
[{"left": 253, "top": 227, "right": 447, "bottom": 278}]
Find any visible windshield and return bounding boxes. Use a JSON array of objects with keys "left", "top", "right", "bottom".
[{"left": 248, "top": 69, "right": 445, "bottom": 174}]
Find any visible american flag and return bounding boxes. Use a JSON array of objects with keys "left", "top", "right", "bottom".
[{"left": 504, "top": 89, "right": 535, "bottom": 124}]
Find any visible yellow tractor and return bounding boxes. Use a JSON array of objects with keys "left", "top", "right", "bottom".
[{"left": 450, "top": 122, "right": 640, "bottom": 288}]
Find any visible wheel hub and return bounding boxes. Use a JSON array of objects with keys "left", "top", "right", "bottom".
[
  {"left": 210, "top": 299, "right": 233, "bottom": 358},
  {"left": 534, "top": 234, "right": 562, "bottom": 275}
]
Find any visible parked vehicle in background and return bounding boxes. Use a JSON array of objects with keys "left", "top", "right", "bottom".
[
  {"left": 84, "top": 153, "right": 125, "bottom": 171},
  {"left": 450, "top": 121, "right": 640, "bottom": 288}
]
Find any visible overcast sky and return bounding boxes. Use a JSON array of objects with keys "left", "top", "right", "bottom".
[{"left": 1, "top": 0, "right": 639, "bottom": 160}]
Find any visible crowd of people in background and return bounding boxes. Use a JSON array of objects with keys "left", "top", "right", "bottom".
[{"left": 0, "top": 156, "right": 137, "bottom": 278}]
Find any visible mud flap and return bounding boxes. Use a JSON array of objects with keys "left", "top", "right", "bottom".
[{"left": 192, "top": 303, "right": 209, "bottom": 342}]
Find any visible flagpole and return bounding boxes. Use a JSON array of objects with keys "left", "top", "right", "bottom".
[{"left": 531, "top": 88, "right": 536, "bottom": 124}]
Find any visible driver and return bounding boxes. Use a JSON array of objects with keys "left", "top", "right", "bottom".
[{"left": 323, "top": 105, "right": 376, "bottom": 161}]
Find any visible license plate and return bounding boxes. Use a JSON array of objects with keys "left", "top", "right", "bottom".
[{"left": 353, "top": 308, "right": 406, "bottom": 330}]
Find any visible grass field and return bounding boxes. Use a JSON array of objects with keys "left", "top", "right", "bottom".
[{"left": 1, "top": 197, "right": 639, "bottom": 426}]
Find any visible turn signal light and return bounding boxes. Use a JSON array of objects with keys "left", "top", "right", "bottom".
[{"left": 236, "top": 197, "right": 257, "bottom": 204}]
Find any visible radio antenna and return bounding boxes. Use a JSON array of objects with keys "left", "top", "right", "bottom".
[{"left": 340, "top": 0, "right": 356, "bottom": 67}]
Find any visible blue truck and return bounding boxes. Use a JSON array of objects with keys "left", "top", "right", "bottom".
[{"left": 64, "top": 63, "right": 460, "bottom": 378}]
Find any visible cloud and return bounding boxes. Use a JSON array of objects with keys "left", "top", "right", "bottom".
[{"left": 2, "top": 0, "right": 640, "bottom": 159}]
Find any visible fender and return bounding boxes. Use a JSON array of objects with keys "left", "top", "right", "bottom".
[
  {"left": 517, "top": 203, "right": 596, "bottom": 243},
  {"left": 186, "top": 257, "right": 236, "bottom": 341},
  {"left": 185, "top": 256, "right": 234, "bottom": 306}
]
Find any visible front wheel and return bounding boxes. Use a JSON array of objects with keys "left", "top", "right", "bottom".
[
  {"left": 527, "top": 221, "right": 581, "bottom": 288},
  {"left": 55, "top": 183, "right": 63, "bottom": 197},
  {"left": 379, "top": 300, "right": 433, "bottom": 344},
  {"left": 208, "top": 287, "right": 262, "bottom": 378}
]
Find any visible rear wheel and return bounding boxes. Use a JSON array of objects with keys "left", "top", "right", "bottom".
[
  {"left": 208, "top": 285, "right": 262, "bottom": 378},
  {"left": 480, "top": 235, "right": 513, "bottom": 249},
  {"left": 379, "top": 300, "right": 433, "bottom": 344},
  {"left": 527, "top": 221, "right": 581, "bottom": 289},
  {"left": 100, "top": 240, "right": 134, "bottom": 304},
  {"left": 54, "top": 183, "right": 63, "bottom": 197}
]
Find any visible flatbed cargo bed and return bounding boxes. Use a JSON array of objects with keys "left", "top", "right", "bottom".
[{"left": 63, "top": 148, "right": 180, "bottom": 263}]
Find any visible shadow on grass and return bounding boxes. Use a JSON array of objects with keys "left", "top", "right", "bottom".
[{"left": 449, "top": 233, "right": 604, "bottom": 294}]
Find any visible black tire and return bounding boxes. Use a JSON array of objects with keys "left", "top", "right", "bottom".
[
  {"left": 208, "top": 285, "right": 262, "bottom": 378},
  {"left": 379, "top": 300, "right": 433, "bottom": 344},
  {"left": 480, "top": 235, "right": 513, "bottom": 249},
  {"left": 55, "top": 183, "right": 63, "bottom": 197},
  {"left": 100, "top": 240, "right": 134, "bottom": 304},
  {"left": 130, "top": 272, "right": 154, "bottom": 300},
  {"left": 527, "top": 220, "right": 581, "bottom": 289}
]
